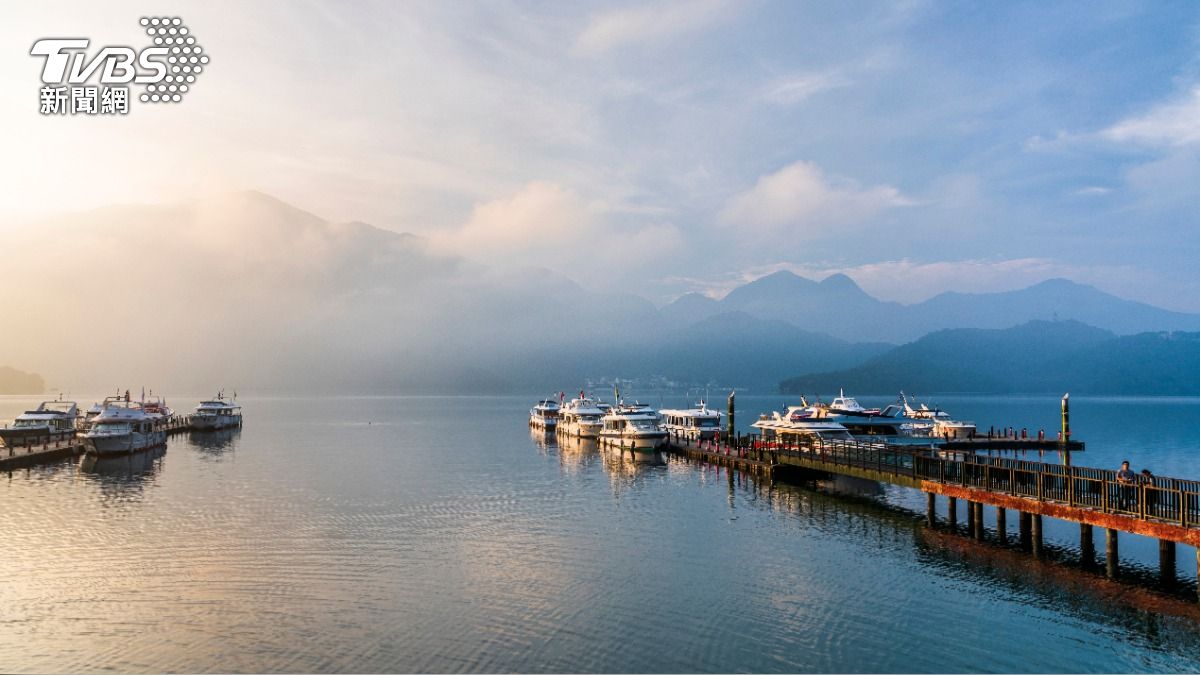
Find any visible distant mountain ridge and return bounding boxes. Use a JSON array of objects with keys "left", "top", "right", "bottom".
[
  {"left": 661, "top": 271, "right": 1200, "bottom": 343},
  {"left": 0, "top": 366, "right": 44, "bottom": 394},
  {"left": 780, "top": 320, "right": 1200, "bottom": 395}
]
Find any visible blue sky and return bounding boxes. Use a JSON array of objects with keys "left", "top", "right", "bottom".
[{"left": 3, "top": 1, "right": 1199, "bottom": 309}]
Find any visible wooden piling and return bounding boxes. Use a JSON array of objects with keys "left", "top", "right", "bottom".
[
  {"left": 948, "top": 497, "right": 957, "bottom": 531},
  {"left": 1106, "top": 528, "right": 1119, "bottom": 579},
  {"left": 996, "top": 507, "right": 1007, "bottom": 543},
  {"left": 1019, "top": 511, "right": 1032, "bottom": 550},
  {"left": 1080, "top": 523, "right": 1095, "bottom": 567},
  {"left": 966, "top": 501, "right": 977, "bottom": 537},
  {"left": 973, "top": 502, "right": 985, "bottom": 540},
  {"left": 926, "top": 492, "right": 936, "bottom": 527},
  {"left": 1031, "top": 514, "right": 1043, "bottom": 557},
  {"left": 1160, "top": 539, "right": 1176, "bottom": 583}
]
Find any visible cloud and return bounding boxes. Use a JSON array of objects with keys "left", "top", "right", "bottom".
[
  {"left": 763, "top": 71, "right": 852, "bottom": 105},
  {"left": 1071, "top": 186, "right": 1111, "bottom": 196},
  {"left": 429, "top": 181, "right": 686, "bottom": 285},
  {"left": 1101, "top": 86, "right": 1200, "bottom": 146},
  {"left": 573, "top": 0, "right": 735, "bottom": 56},
  {"left": 718, "top": 161, "right": 912, "bottom": 233}
]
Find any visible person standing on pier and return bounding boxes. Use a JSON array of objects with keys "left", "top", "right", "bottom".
[{"left": 1116, "top": 461, "right": 1137, "bottom": 510}]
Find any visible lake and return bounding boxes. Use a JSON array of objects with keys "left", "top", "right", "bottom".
[{"left": 2, "top": 393, "right": 1200, "bottom": 672}]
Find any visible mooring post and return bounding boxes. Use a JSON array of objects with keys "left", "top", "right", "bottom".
[
  {"left": 996, "top": 507, "right": 1007, "bottom": 543},
  {"left": 973, "top": 502, "right": 985, "bottom": 540},
  {"left": 1031, "top": 514, "right": 1043, "bottom": 557},
  {"left": 1019, "top": 511, "right": 1032, "bottom": 550},
  {"left": 727, "top": 390, "right": 735, "bottom": 443},
  {"left": 1106, "top": 528, "right": 1119, "bottom": 579},
  {"left": 926, "top": 492, "right": 936, "bottom": 527},
  {"left": 948, "top": 497, "right": 958, "bottom": 531},
  {"left": 1080, "top": 524, "right": 1095, "bottom": 567},
  {"left": 1160, "top": 539, "right": 1176, "bottom": 583}
]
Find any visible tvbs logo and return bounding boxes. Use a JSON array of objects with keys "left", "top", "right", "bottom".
[{"left": 31, "top": 17, "right": 208, "bottom": 115}]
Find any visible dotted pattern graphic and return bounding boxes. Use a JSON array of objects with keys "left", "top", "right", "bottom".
[{"left": 138, "top": 17, "right": 208, "bottom": 104}]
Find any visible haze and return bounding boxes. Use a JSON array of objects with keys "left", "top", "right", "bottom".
[{"left": 1, "top": 1, "right": 1199, "bottom": 393}]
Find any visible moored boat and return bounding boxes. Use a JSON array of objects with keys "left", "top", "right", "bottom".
[
  {"left": 900, "top": 392, "right": 976, "bottom": 439},
  {"left": 82, "top": 397, "right": 166, "bottom": 456},
  {"left": 529, "top": 399, "right": 560, "bottom": 430},
  {"left": 191, "top": 392, "right": 242, "bottom": 431},
  {"left": 0, "top": 399, "right": 79, "bottom": 447},
  {"left": 751, "top": 404, "right": 853, "bottom": 443},
  {"left": 660, "top": 401, "right": 722, "bottom": 443},
  {"left": 599, "top": 404, "right": 667, "bottom": 452},
  {"left": 557, "top": 394, "right": 604, "bottom": 438}
]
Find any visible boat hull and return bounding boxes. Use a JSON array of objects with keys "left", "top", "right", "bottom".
[
  {"left": 190, "top": 414, "right": 242, "bottom": 431},
  {"left": 557, "top": 421, "right": 602, "bottom": 438},
  {"left": 0, "top": 428, "right": 75, "bottom": 447},
  {"left": 84, "top": 430, "right": 166, "bottom": 456},
  {"left": 599, "top": 432, "right": 667, "bottom": 451}
]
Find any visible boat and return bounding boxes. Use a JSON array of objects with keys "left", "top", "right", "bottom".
[
  {"left": 660, "top": 401, "right": 722, "bottom": 442},
  {"left": 900, "top": 392, "right": 976, "bottom": 439},
  {"left": 529, "top": 399, "right": 560, "bottom": 431},
  {"left": 827, "top": 389, "right": 882, "bottom": 417},
  {"left": 557, "top": 394, "right": 604, "bottom": 439},
  {"left": 81, "top": 397, "right": 167, "bottom": 456},
  {"left": 751, "top": 404, "right": 853, "bottom": 442},
  {"left": 0, "top": 399, "right": 79, "bottom": 447},
  {"left": 78, "top": 402, "right": 104, "bottom": 432},
  {"left": 599, "top": 403, "right": 667, "bottom": 452},
  {"left": 137, "top": 394, "right": 173, "bottom": 421},
  {"left": 191, "top": 392, "right": 242, "bottom": 431}
]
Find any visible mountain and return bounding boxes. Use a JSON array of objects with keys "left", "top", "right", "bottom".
[
  {"left": 780, "top": 320, "right": 1200, "bottom": 395},
  {"left": 0, "top": 367, "right": 44, "bottom": 394},
  {"left": 662, "top": 271, "right": 1200, "bottom": 343}
]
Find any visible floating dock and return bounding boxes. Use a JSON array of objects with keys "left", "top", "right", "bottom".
[
  {"left": 0, "top": 415, "right": 194, "bottom": 470},
  {"left": 665, "top": 431, "right": 1200, "bottom": 596}
]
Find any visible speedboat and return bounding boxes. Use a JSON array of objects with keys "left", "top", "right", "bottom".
[
  {"left": 529, "top": 399, "right": 560, "bottom": 430},
  {"left": 191, "top": 392, "right": 243, "bottom": 431},
  {"left": 900, "top": 392, "right": 975, "bottom": 439},
  {"left": 557, "top": 395, "right": 604, "bottom": 439},
  {"left": 82, "top": 397, "right": 167, "bottom": 456},
  {"left": 0, "top": 399, "right": 79, "bottom": 447},
  {"left": 660, "top": 401, "right": 722, "bottom": 442},
  {"left": 600, "top": 404, "right": 667, "bottom": 452},
  {"left": 827, "top": 389, "right": 882, "bottom": 417},
  {"left": 752, "top": 404, "right": 853, "bottom": 442}
]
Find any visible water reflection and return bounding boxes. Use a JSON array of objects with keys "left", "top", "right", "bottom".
[
  {"left": 557, "top": 434, "right": 601, "bottom": 472},
  {"left": 529, "top": 427, "right": 557, "bottom": 452},
  {"left": 187, "top": 427, "right": 240, "bottom": 456},
  {"left": 76, "top": 446, "right": 166, "bottom": 505}
]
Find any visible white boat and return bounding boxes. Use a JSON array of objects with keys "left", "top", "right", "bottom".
[
  {"left": 0, "top": 399, "right": 78, "bottom": 447},
  {"left": 557, "top": 395, "right": 604, "bottom": 439},
  {"left": 600, "top": 404, "right": 667, "bottom": 452},
  {"left": 529, "top": 399, "right": 560, "bottom": 430},
  {"left": 137, "top": 394, "right": 173, "bottom": 421},
  {"left": 751, "top": 405, "right": 853, "bottom": 442},
  {"left": 78, "top": 402, "right": 104, "bottom": 432},
  {"left": 82, "top": 397, "right": 166, "bottom": 456},
  {"left": 827, "top": 389, "right": 881, "bottom": 417},
  {"left": 191, "top": 392, "right": 242, "bottom": 431},
  {"left": 900, "top": 392, "right": 976, "bottom": 439},
  {"left": 660, "top": 401, "right": 722, "bottom": 443}
]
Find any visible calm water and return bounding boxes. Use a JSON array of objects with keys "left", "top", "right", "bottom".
[{"left": 3, "top": 394, "right": 1200, "bottom": 673}]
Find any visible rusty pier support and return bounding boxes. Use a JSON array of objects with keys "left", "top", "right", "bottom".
[
  {"left": 1159, "top": 539, "right": 1176, "bottom": 584},
  {"left": 1080, "top": 524, "right": 1095, "bottom": 567},
  {"left": 972, "top": 502, "right": 985, "bottom": 540},
  {"left": 1106, "top": 528, "right": 1119, "bottom": 579},
  {"left": 948, "top": 497, "right": 957, "bottom": 532},
  {"left": 996, "top": 507, "right": 1007, "bottom": 544},
  {"left": 966, "top": 501, "right": 977, "bottom": 537},
  {"left": 1019, "top": 511, "right": 1032, "bottom": 550},
  {"left": 1031, "top": 514, "right": 1044, "bottom": 558},
  {"left": 926, "top": 492, "right": 936, "bottom": 527}
]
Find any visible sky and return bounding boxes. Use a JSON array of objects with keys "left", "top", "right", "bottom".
[{"left": 2, "top": 1, "right": 1200, "bottom": 310}]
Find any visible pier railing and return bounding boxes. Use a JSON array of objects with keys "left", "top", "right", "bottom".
[{"left": 673, "top": 432, "right": 1200, "bottom": 529}]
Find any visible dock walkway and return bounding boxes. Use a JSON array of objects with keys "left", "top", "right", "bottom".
[
  {"left": 0, "top": 415, "right": 194, "bottom": 470},
  {"left": 666, "top": 432, "right": 1200, "bottom": 590}
]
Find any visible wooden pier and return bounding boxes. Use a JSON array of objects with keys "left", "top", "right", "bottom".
[
  {"left": 666, "top": 431, "right": 1200, "bottom": 595},
  {"left": 0, "top": 415, "right": 194, "bottom": 470}
]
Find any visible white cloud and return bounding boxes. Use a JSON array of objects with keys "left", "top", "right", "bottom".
[
  {"left": 430, "top": 182, "right": 685, "bottom": 286},
  {"left": 573, "top": 0, "right": 735, "bottom": 56},
  {"left": 719, "top": 161, "right": 912, "bottom": 233},
  {"left": 1102, "top": 86, "right": 1200, "bottom": 146},
  {"left": 1071, "top": 186, "right": 1111, "bottom": 196},
  {"left": 764, "top": 71, "right": 852, "bottom": 105}
]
